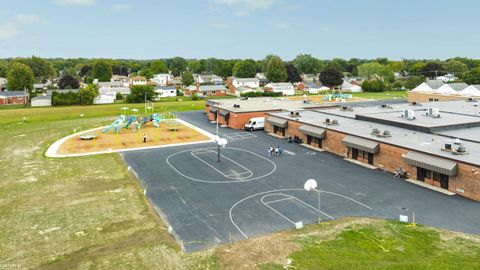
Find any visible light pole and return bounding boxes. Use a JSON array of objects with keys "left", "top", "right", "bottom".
[{"left": 304, "top": 179, "right": 321, "bottom": 224}]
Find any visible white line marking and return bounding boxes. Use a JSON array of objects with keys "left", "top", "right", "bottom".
[
  {"left": 261, "top": 196, "right": 296, "bottom": 225},
  {"left": 263, "top": 197, "right": 293, "bottom": 204},
  {"left": 229, "top": 188, "right": 372, "bottom": 239},
  {"left": 190, "top": 149, "right": 253, "bottom": 180},
  {"left": 166, "top": 147, "right": 277, "bottom": 183},
  {"left": 283, "top": 150, "right": 296, "bottom": 155},
  {"left": 262, "top": 193, "right": 334, "bottom": 220}
]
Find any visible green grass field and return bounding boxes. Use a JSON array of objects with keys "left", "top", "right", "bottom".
[
  {"left": 1, "top": 101, "right": 479, "bottom": 269},
  {"left": 350, "top": 91, "right": 407, "bottom": 100}
]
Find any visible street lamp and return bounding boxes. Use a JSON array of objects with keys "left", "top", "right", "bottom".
[{"left": 304, "top": 179, "right": 321, "bottom": 224}]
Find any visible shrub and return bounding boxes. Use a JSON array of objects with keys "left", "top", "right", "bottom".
[
  {"left": 51, "top": 91, "right": 80, "bottom": 106},
  {"left": 191, "top": 93, "right": 199, "bottom": 100},
  {"left": 362, "top": 79, "right": 387, "bottom": 92},
  {"left": 126, "top": 85, "right": 155, "bottom": 103},
  {"left": 115, "top": 92, "right": 124, "bottom": 100},
  {"left": 240, "top": 91, "right": 282, "bottom": 97},
  {"left": 78, "top": 84, "right": 98, "bottom": 105}
]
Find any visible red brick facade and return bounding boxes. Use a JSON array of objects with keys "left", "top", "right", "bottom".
[
  {"left": 0, "top": 95, "right": 28, "bottom": 105},
  {"left": 265, "top": 116, "right": 480, "bottom": 201}
]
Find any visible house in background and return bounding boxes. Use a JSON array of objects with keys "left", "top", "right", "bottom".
[
  {"left": 97, "top": 81, "right": 124, "bottom": 89},
  {"left": 301, "top": 74, "right": 317, "bottom": 83},
  {"left": 341, "top": 81, "right": 362, "bottom": 92},
  {"left": 0, "top": 91, "right": 29, "bottom": 105},
  {"left": 264, "top": 82, "right": 295, "bottom": 96},
  {"left": 31, "top": 95, "right": 52, "bottom": 107},
  {"left": 94, "top": 94, "right": 115, "bottom": 104},
  {"left": 0, "top": 78, "right": 7, "bottom": 90},
  {"left": 154, "top": 86, "right": 177, "bottom": 99},
  {"left": 184, "top": 85, "right": 226, "bottom": 97},
  {"left": 233, "top": 85, "right": 262, "bottom": 97},
  {"left": 99, "top": 86, "right": 130, "bottom": 98},
  {"left": 231, "top": 77, "right": 260, "bottom": 89},
  {"left": 111, "top": 75, "right": 130, "bottom": 87},
  {"left": 193, "top": 74, "right": 223, "bottom": 85},
  {"left": 255, "top": 73, "right": 270, "bottom": 86},
  {"left": 152, "top": 73, "right": 174, "bottom": 86},
  {"left": 131, "top": 76, "right": 147, "bottom": 86}
]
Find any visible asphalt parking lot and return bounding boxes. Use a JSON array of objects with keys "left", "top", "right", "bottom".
[{"left": 122, "top": 109, "right": 480, "bottom": 252}]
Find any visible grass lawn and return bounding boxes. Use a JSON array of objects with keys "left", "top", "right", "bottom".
[
  {"left": 350, "top": 91, "right": 408, "bottom": 100},
  {"left": 1, "top": 103, "right": 479, "bottom": 269}
]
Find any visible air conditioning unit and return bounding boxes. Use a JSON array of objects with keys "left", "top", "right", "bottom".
[
  {"left": 427, "top": 108, "right": 440, "bottom": 117},
  {"left": 406, "top": 110, "right": 415, "bottom": 120},
  {"left": 454, "top": 138, "right": 462, "bottom": 145},
  {"left": 444, "top": 143, "right": 452, "bottom": 150},
  {"left": 457, "top": 144, "right": 466, "bottom": 153},
  {"left": 332, "top": 119, "right": 338, "bottom": 125},
  {"left": 372, "top": 128, "right": 380, "bottom": 134},
  {"left": 402, "top": 109, "right": 409, "bottom": 118},
  {"left": 383, "top": 130, "right": 391, "bottom": 136},
  {"left": 325, "top": 118, "right": 330, "bottom": 123}
]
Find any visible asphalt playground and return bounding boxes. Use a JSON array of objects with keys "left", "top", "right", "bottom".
[{"left": 122, "top": 109, "right": 480, "bottom": 252}]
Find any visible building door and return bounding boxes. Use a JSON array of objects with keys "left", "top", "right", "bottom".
[
  {"left": 440, "top": 174, "right": 449, "bottom": 189},
  {"left": 280, "top": 127, "right": 285, "bottom": 136},
  {"left": 351, "top": 148, "right": 358, "bottom": 160},
  {"left": 307, "top": 135, "right": 312, "bottom": 145},
  {"left": 273, "top": 126, "right": 278, "bottom": 134},
  {"left": 367, "top": 153, "right": 374, "bottom": 165},
  {"left": 317, "top": 138, "right": 322, "bottom": 148},
  {"left": 417, "top": 167, "right": 426, "bottom": 182}
]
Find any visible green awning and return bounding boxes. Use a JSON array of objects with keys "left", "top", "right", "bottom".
[
  {"left": 342, "top": 135, "right": 379, "bottom": 154},
  {"left": 266, "top": 116, "right": 288, "bottom": 128},
  {"left": 298, "top": 124, "right": 326, "bottom": 139},
  {"left": 404, "top": 151, "right": 458, "bottom": 176}
]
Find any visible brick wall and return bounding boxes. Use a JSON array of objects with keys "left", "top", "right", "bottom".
[
  {"left": 0, "top": 96, "right": 28, "bottom": 105},
  {"left": 269, "top": 116, "right": 480, "bottom": 201},
  {"left": 229, "top": 111, "right": 269, "bottom": 129}
]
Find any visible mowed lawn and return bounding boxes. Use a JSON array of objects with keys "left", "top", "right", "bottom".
[{"left": 0, "top": 101, "right": 479, "bottom": 269}]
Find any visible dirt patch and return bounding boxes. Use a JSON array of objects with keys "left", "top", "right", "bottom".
[{"left": 57, "top": 122, "right": 209, "bottom": 155}]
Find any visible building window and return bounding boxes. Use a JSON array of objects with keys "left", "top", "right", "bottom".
[
  {"left": 432, "top": 172, "right": 441, "bottom": 181},
  {"left": 212, "top": 91, "right": 216, "bottom": 95}
]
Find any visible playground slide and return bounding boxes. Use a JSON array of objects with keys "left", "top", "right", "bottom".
[
  {"left": 152, "top": 114, "right": 161, "bottom": 128},
  {"left": 102, "top": 117, "right": 124, "bottom": 133},
  {"left": 124, "top": 116, "right": 135, "bottom": 129}
]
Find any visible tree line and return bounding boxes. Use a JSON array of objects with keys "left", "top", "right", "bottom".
[{"left": 1, "top": 55, "right": 480, "bottom": 94}]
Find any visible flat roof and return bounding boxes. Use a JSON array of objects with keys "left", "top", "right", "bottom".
[
  {"left": 207, "top": 97, "right": 336, "bottom": 113},
  {"left": 267, "top": 109, "right": 480, "bottom": 166}
]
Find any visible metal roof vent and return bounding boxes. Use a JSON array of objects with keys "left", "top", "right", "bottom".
[
  {"left": 372, "top": 128, "right": 380, "bottom": 134},
  {"left": 383, "top": 130, "right": 391, "bottom": 136},
  {"left": 454, "top": 138, "right": 462, "bottom": 145}
]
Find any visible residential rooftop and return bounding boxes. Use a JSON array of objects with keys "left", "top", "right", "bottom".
[{"left": 207, "top": 97, "right": 335, "bottom": 113}]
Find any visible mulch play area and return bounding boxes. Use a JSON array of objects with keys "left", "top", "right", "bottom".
[{"left": 57, "top": 122, "right": 210, "bottom": 155}]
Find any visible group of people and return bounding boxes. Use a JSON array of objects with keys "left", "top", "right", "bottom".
[{"left": 268, "top": 146, "right": 283, "bottom": 157}]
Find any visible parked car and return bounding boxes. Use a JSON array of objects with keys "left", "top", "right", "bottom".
[{"left": 244, "top": 117, "right": 265, "bottom": 131}]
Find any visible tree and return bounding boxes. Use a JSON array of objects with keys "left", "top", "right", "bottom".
[
  {"left": 319, "top": 67, "right": 343, "bottom": 89},
  {"left": 79, "top": 65, "right": 92, "bottom": 77},
  {"left": 293, "top": 54, "right": 319, "bottom": 74},
  {"left": 422, "top": 62, "right": 444, "bottom": 79},
  {"left": 6, "top": 62, "right": 35, "bottom": 91},
  {"left": 92, "top": 61, "right": 112, "bottom": 82},
  {"left": 126, "top": 85, "right": 155, "bottom": 103},
  {"left": 357, "top": 62, "right": 394, "bottom": 81},
  {"left": 463, "top": 68, "right": 480, "bottom": 85},
  {"left": 362, "top": 78, "right": 387, "bottom": 92},
  {"left": 264, "top": 55, "right": 287, "bottom": 82},
  {"left": 181, "top": 71, "right": 195, "bottom": 86},
  {"left": 58, "top": 75, "right": 80, "bottom": 89},
  {"left": 285, "top": 63, "right": 301, "bottom": 83},
  {"left": 78, "top": 84, "right": 98, "bottom": 105},
  {"left": 139, "top": 68, "right": 154, "bottom": 79},
  {"left": 150, "top": 60, "right": 168, "bottom": 74},
  {"left": 443, "top": 60, "right": 468, "bottom": 76},
  {"left": 215, "top": 60, "right": 235, "bottom": 78},
  {"left": 18, "top": 56, "right": 55, "bottom": 83},
  {"left": 188, "top": 60, "right": 204, "bottom": 74},
  {"left": 404, "top": 75, "right": 425, "bottom": 90},
  {"left": 232, "top": 59, "right": 256, "bottom": 78},
  {"left": 170, "top": 57, "right": 187, "bottom": 76}
]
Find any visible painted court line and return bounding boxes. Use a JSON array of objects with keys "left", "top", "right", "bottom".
[
  {"left": 190, "top": 149, "right": 253, "bottom": 180},
  {"left": 229, "top": 188, "right": 373, "bottom": 239}
]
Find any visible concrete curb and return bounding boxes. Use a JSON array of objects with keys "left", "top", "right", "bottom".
[{"left": 45, "top": 118, "right": 216, "bottom": 158}]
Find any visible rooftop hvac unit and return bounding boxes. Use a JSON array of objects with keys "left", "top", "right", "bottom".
[
  {"left": 295, "top": 111, "right": 300, "bottom": 117},
  {"left": 454, "top": 138, "right": 462, "bottom": 145},
  {"left": 457, "top": 145, "right": 466, "bottom": 153},
  {"left": 427, "top": 108, "right": 440, "bottom": 117},
  {"left": 372, "top": 128, "right": 380, "bottom": 134},
  {"left": 402, "top": 109, "right": 409, "bottom": 118},
  {"left": 404, "top": 110, "right": 415, "bottom": 120},
  {"left": 332, "top": 119, "right": 339, "bottom": 125},
  {"left": 383, "top": 130, "right": 391, "bottom": 136}
]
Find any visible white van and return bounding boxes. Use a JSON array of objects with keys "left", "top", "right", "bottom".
[{"left": 244, "top": 117, "right": 265, "bottom": 131}]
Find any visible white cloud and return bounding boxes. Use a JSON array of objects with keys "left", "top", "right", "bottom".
[
  {"left": 213, "top": 0, "right": 278, "bottom": 16},
  {"left": 210, "top": 22, "right": 230, "bottom": 29},
  {"left": 112, "top": 4, "right": 132, "bottom": 12},
  {"left": 53, "top": 0, "right": 96, "bottom": 6},
  {"left": 0, "top": 14, "right": 46, "bottom": 40},
  {"left": 0, "top": 23, "right": 18, "bottom": 40},
  {"left": 271, "top": 21, "right": 290, "bottom": 29},
  {"left": 15, "top": 14, "right": 48, "bottom": 24}
]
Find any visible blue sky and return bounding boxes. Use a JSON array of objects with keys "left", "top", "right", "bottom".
[{"left": 0, "top": 0, "right": 479, "bottom": 60}]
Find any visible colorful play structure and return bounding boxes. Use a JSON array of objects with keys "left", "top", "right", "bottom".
[
  {"left": 322, "top": 93, "right": 353, "bottom": 101},
  {"left": 102, "top": 104, "right": 178, "bottom": 134}
]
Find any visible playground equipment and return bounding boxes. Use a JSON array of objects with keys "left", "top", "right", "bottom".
[
  {"left": 322, "top": 93, "right": 353, "bottom": 101},
  {"left": 102, "top": 105, "right": 179, "bottom": 134}
]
